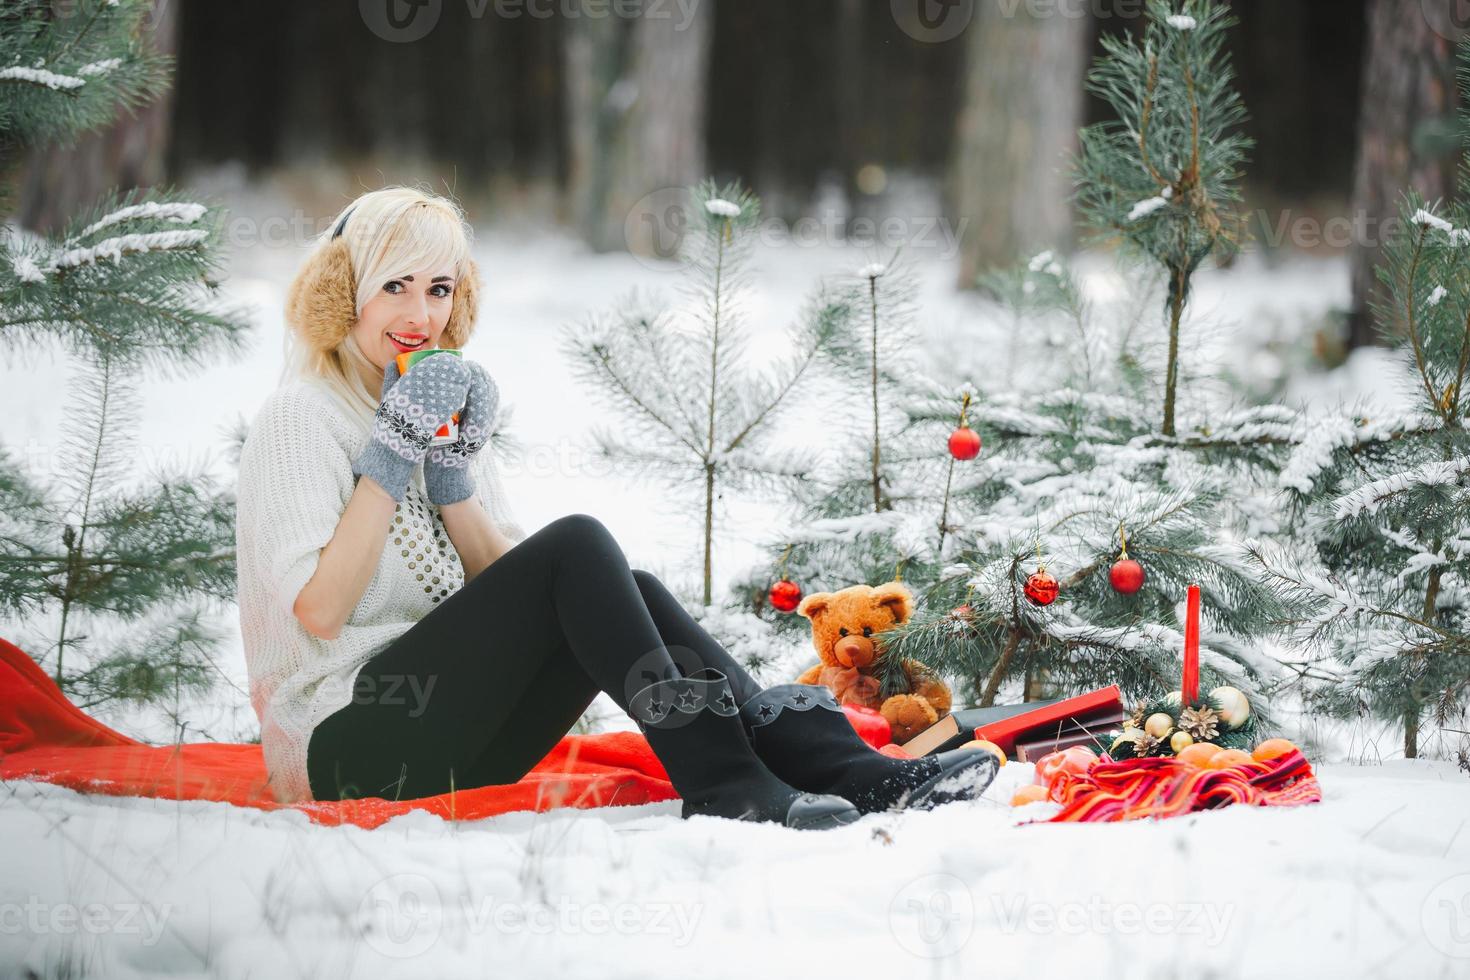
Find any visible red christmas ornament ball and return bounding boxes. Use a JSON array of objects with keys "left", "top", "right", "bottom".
[
  {"left": 1024, "top": 571, "right": 1059, "bottom": 606},
  {"left": 948, "top": 426, "right": 982, "bottom": 460},
  {"left": 1109, "top": 558, "right": 1146, "bottom": 595},
  {"left": 769, "top": 578, "right": 802, "bottom": 612}
]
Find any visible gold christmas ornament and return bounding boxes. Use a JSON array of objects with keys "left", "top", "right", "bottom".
[
  {"left": 1111, "top": 730, "right": 1142, "bottom": 754},
  {"left": 1209, "top": 686, "right": 1251, "bottom": 730},
  {"left": 1170, "top": 731, "right": 1195, "bottom": 753},
  {"left": 1144, "top": 712, "right": 1175, "bottom": 739}
]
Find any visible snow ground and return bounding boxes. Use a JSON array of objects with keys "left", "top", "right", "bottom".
[
  {"left": 4, "top": 178, "right": 1469, "bottom": 978},
  {"left": 3, "top": 759, "right": 1468, "bottom": 979}
]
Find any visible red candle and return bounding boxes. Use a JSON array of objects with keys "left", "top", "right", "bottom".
[{"left": 1183, "top": 583, "right": 1200, "bottom": 702}]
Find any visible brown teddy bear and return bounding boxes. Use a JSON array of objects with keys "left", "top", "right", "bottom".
[{"left": 794, "top": 581, "right": 953, "bottom": 744}]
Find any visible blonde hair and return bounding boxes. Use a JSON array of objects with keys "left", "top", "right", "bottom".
[{"left": 281, "top": 185, "right": 481, "bottom": 426}]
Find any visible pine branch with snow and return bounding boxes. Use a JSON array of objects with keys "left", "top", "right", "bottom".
[
  {"left": 1074, "top": 0, "right": 1251, "bottom": 437},
  {"left": 562, "top": 179, "right": 859, "bottom": 605},
  {"left": 2, "top": 186, "right": 253, "bottom": 371}
]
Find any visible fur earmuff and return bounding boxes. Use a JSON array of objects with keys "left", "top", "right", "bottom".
[
  {"left": 441, "top": 258, "right": 482, "bottom": 349},
  {"left": 284, "top": 237, "right": 357, "bottom": 355},
  {"left": 284, "top": 245, "right": 483, "bottom": 353}
]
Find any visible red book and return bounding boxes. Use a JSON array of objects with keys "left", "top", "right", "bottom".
[{"left": 971, "top": 684, "right": 1124, "bottom": 756}]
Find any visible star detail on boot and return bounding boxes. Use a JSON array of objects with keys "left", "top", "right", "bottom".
[
  {"left": 792, "top": 692, "right": 810, "bottom": 706},
  {"left": 645, "top": 699, "right": 666, "bottom": 721},
  {"left": 758, "top": 704, "right": 774, "bottom": 719},
  {"left": 676, "top": 689, "right": 700, "bottom": 710},
  {"left": 716, "top": 691, "right": 736, "bottom": 711}
]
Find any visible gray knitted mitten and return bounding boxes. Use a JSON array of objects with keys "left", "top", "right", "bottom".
[
  {"left": 423, "top": 360, "right": 499, "bottom": 506},
  {"left": 352, "top": 354, "right": 471, "bottom": 503}
]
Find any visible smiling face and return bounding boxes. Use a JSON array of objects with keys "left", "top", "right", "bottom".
[{"left": 350, "top": 268, "right": 458, "bottom": 375}]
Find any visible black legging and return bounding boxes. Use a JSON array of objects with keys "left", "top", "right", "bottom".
[{"left": 306, "top": 513, "right": 765, "bottom": 802}]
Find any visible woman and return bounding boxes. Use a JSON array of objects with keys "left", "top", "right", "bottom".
[{"left": 234, "top": 185, "right": 998, "bottom": 829}]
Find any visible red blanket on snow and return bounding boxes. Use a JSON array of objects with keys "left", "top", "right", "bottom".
[{"left": 0, "top": 636, "right": 679, "bottom": 829}]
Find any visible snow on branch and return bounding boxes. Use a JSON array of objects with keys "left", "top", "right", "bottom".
[
  {"left": 1413, "top": 209, "right": 1455, "bottom": 235},
  {"left": 1027, "top": 250, "right": 1064, "bottom": 276},
  {"left": 0, "top": 65, "right": 85, "bottom": 91},
  {"left": 12, "top": 255, "right": 46, "bottom": 284},
  {"left": 1395, "top": 548, "right": 1449, "bottom": 585},
  {"left": 1176, "top": 403, "right": 1299, "bottom": 446},
  {"left": 1280, "top": 411, "right": 1443, "bottom": 493},
  {"left": 49, "top": 231, "right": 209, "bottom": 274},
  {"left": 1127, "top": 196, "right": 1170, "bottom": 222},
  {"left": 77, "top": 58, "right": 122, "bottom": 77},
  {"left": 1333, "top": 455, "right": 1470, "bottom": 520},
  {"left": 1044, "top": 618, "right": 1251, "bottom": 683},
  {"left": 779, "top": 511, "right": 911, "bottom": 546},
  {"left": 76, "top": 202, "right": 208, "bottom": 240}
]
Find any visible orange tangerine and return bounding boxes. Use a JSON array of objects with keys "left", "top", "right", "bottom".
[
  {"left": 1206, "top": 748, "right": 1254, "bottom": 769},
  {"left": 963, "top": 739, "right": 1007, "bottom": 767},
  {"left": 1251, "top": 738, "right": 1297, "bottom": 762},
  {"left": 1011, "top": 784, "right": 1049, "bottom": 806},
  {"left": 1175, "top": 742, "right": 1224, "bottom": 767}
]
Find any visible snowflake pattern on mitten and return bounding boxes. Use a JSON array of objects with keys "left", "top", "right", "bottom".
[
  {"left": 423, "top": 360, "right": 498, "bottom": 505},
  {"left": 430, "top": 365, "right": 496, "bottom": 470},
  {"left": 353, "top": 354, "right": 472, "bottom": 502},
  {"left": 374, "top": 357, "right": 468, "bottom": 462}
]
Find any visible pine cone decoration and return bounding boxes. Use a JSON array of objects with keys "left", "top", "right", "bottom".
[
  {"left": 1179, "top": 705, "right": 1221, "bottom": 741},
  {"left": 1132, "top": 730, "right": 1163, "bottom": 756},
  {"left": 1125, "top": 702, "right": 1149, "bottom": 730}
]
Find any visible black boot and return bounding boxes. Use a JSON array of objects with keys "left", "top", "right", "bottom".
[
  {"left": 739, "top": 683, "right": 1000, "bottom": 814},
  {"left": 629, "top": 668, "right": 862, "bottom": 830}
]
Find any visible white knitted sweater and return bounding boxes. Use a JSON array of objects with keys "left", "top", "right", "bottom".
[{"left": 235, "top": 374, "right": 527, "bottom": 804}]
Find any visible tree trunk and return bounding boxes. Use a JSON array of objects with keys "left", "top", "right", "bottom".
[
  {"left": 834, "top": 0, "right": 865, "bottom": 226},
  {"left": 1346, "top": 0, "right": 1459, "bottom": 349},
  {"left": 16, "top": 0, "right": 179, "bottom": 235},
  {"left": 564, "top": 3, "right": 714, "bottom": 254},
  {"left": 949, "top": 4, "right": 1090, "bottom": 287}
]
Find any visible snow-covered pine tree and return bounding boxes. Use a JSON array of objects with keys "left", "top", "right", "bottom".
[
  {"left": 0, "top": 0, "right": 251, "bottom": 730},
  {"left": 1073, "top": 0, "right": 1249, "bottom": 438},
  {"left": 1250, "top": 39, "right": 1470, "bottom": 760},
  {"left": 841, "top": 254, "right": 921, "bottom": 515},
  {"left": 723, "top": 0, "right": 1297, "bottom": 728},
  {"left": 872, "top": 258, "right": 1293, "bottom": 716},
  {"left": 714, "top": 252, "right": 940, "bottom": 687},
  {"left": 876, "top": 0, "right": 1295, "bottom": 720},
  {"left": 562, "top": 180, "right": 856, "bottom": 605}
]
